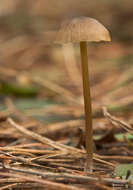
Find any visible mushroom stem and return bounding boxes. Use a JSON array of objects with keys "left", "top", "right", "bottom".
[{"left": 80, "top": 41, "right": 93, "bottom": 171}]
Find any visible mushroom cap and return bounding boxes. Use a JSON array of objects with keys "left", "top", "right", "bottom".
[{"left": 55, "top": 16, "right": 111, "bottom": 44}]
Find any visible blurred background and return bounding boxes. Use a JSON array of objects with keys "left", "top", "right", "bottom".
[{"left": 0, "top": 0, "right": 133, "bottom": 124}]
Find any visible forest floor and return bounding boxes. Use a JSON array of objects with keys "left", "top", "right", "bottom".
[{"left": 0, "top": 42, "right": 133, "bottom": 190}]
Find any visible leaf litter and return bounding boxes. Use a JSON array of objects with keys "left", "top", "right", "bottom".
[{"left": 0, "top": 54, "right": 133, "bottom": 190}]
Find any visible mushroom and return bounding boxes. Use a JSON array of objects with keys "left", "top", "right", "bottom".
[{"left": 54, "top": 16, "right": 111, "bottom": 171}]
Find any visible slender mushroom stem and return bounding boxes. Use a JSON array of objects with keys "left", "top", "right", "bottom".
[{"left": 80, "top": 41, "right": 93, "bottom": 171}]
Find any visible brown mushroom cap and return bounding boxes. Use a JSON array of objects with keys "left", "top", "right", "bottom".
[{"left": 55, "top": 16, "right": 111, "bottom": 44}]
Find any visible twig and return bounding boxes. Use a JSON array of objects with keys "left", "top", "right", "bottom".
[
  {"left": 0, "top": 178, "right": 26, "bottom": 183},
  {"left": 0, "top": 171, "right": 84, "bottom": 190},
  {"left": 7, "top": 117, "right": 84, "bottom": 154},
  {"left": 0, "top": 147, "right": 61, "bottom": 155},
  {"left": 95, "top": 182, "right": 115, "bottom": 190},
  {"left": 7, "top": 118, "right": 69, "bottom": 152},
  {"left": 0, "top": 166, "right": 130, "bottom": 187},
  {"left": 7, "top": 117, "right": 115, "bottom": 167},
  {"left": 0, "top": 183, "right": 18, "bottom": 190},
  {"left": 103, "top": 107, "right": 133, "bottom": 135},
  {"left": 96, "top": 155, "right": 133, "bottom": 162},
  {"left": 0, "top": 150, "right": 32, "bottom": 165}
]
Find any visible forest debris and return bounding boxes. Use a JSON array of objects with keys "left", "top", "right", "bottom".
[
  {"left": 7, "top": 117, "right": 83, "bottom": 154},
  {"left": 0, "top": 167, "right": 130, "bottom": 187},
  {"left": 7, "top": 117, "right": 115, "bottom": 168},
  {"left": 0, "top": 171, "right": 84, "bottom": 190}
]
